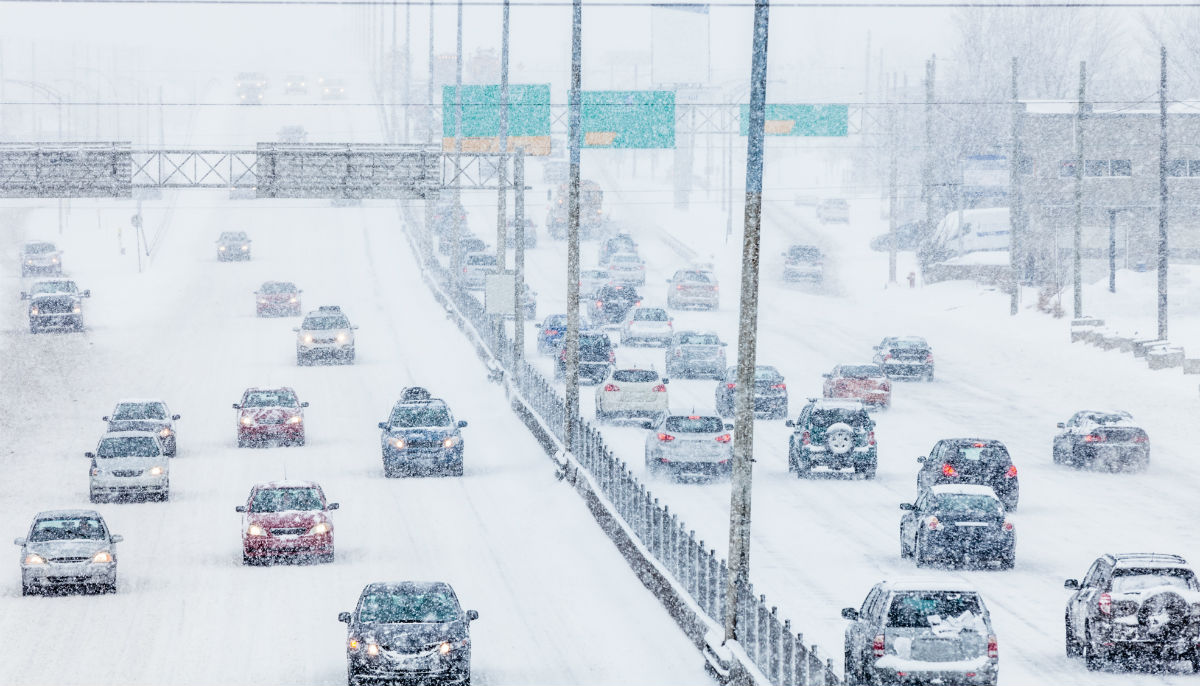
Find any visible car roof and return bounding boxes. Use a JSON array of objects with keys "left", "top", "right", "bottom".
[
  {"left": 882, "top": 577, "right": 980, "bottom": 593},
  {"left": 675, "top": 329, "right": 720, "bottom": 338},
  {"left": 666, "top": 414, "right": 721, "bottom": 421},
  {"left": 941, "top": 438, "right": 1005, "bottom": 447},
  {"left": 362, "top": 580, "right": 456, "bottom": 595},
  {"left": 392, "top": 398, "right": 449, "bottom": 409},
  {"left": 883, "top": 336, "right": 929, "bottom": 344},
  {"left": 113, "top": 398, "right": 167, "bottom": 405},
  {"left": 611, "top": 252, "right": 640, "bottom": 260},
  {"left": 243, "top": 386, "right": 296, "bottom": 394},
  {"left": 612, "top": 367, "right": 658, "bottom": 375},
  {"left": 30, "top": 278, "right": 73, "bottom": 286},
  {"left": 929, "top": 484, "right": 1000, "bottom": 498},
  {"left": 809, "top": 399, "right": 867, "bottom": 411},
  {"left": 23, "top": 240, "right": 55, "bottom": 247},
  {"left": 252, "top": 480, "right": 322, "bottom": 490},
  {"left": 1107, "top": 553, "right": 1190, "bottom": 569},
  {"left": 99, "top": 430, "right": 162, "bottom": 439},
  {"left": 33, "top": 509, "right": 103, "bottom": 519}
]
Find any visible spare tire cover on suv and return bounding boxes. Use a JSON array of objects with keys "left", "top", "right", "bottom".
[
  {"left": 826, "top": 422, "right": 855, "bottom": 455},
  {"left": 1138, "top": 590, "right": 1190, "bottom": 640}
]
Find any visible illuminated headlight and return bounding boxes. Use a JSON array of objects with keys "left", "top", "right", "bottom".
[
  {"left": 241, "top": 244, "right": 249, "bottom": 250},
  {"left": 91, "top": 551, "right": 113, "bottom": 563},
  {"left": 148, "top": 466, "right": 164, "bottom": 476},
  {"left": 219, "top": 246, "right": 227, "bottom": 251},
  {"left": 90, "top": 466, "right": 99, "bottom": 477},
  {"left": 289, "top": 297, "right": 297, "bottom": 303},
  {"left": 160, "top": 427, "right": 172, "bottom": 438},
  {"left": 240, "top": 415, "right": 255, "bottom": 427},
  {"left": 29, "top": 306, "right": 38, "bottom": 315},
  {"left": 308, "top": 522, "right": 331, "bottom": 535},
  {"left": 72, "top": 305, "right": 81, "bottom": 314},
  {"left": 336, "top": 332, "right": 347, "bottom": 343},
  {"left": 442, "top": 436, "right": 460, "bottom": 449},
  {"left": 439, "top": 641, "right": 453, "bottom": 656},
  {"left": 348, "top": 638, "right": 360, "bottom": 651},
  {"left": 25, "top": 259, "right": 32, "bottom": 265},
  {"left": 303, "top": 334, "right": 314, "bottom": 344},
  {"left": 300, "top": 82, "right": 306, "bottom": 87},
  {"left": 286, "top": 415, "right": 303, "bottom": 425},
  {"left": 258, "top": 299, "right": 268, "bottom": 305},
  {"left": 246, "top": 524, "right": 267, "bottom": 537},
  {"left": 23, "top": 553, "right": 46, "bottom": 565},
  {"left": 51, "top": 257, "right": 58, "bottom": 263},
  {"left": 390, "top": 437, "right": 406, "bottom": 449},
  {"left": 366, "top": 642, "right": 380, "bottom": 657}
]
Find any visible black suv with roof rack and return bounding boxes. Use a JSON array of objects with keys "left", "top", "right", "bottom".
[
  {"left": 786, "top": 398, "right": 877, "bottom": 478},
  {"left": 377, "top": 393, "right": 467, "bottom": 477},
  {"left": 1065, "top": 553, "right": 1200, "bottom": 671}
]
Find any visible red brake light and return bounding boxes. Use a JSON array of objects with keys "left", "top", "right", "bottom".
[
  {"left": 941, "top": 463, "right": 958, "bottom": 477},
  {"left": 801, "top": 430, "right": 811, "bottom": 446},
  {"left": 1003, "top": 519, "right": 1014, "bottom": 531},
  {"left": 674, "top": 349, "right": 683, "bottom": 357},
  {"left": 544, "top": 329, "right": 555, "bottom": 335},
  {"left": 1005, "top": 464, "right": 1018, "bottom": 478},
  {"left": 926, "top": 516, "right": 943, "bottom": 531},
  {"left": 726, "top": 383, "right": 735, "bottom": 389},
  {"left": 657, "top": 433, "right": 675, "bottom": 442},
  {"left": 987, "top": 635, "right": 998, "bottom": 659},
  {"left": 1099, "top": 593, "right": 1112, "bottom": 615},
  {"left": 603, "top": 384, "right": 620, "bottom": 392},
  {"left": 688, "top": 415, "right": 700, "bottom": 419},
  {"left": 1084, "top": 433, "right": 1105, "bottom": 443},
  {"left": 652, "top": 384, "right": 667, "bottom": 392},
  {"left": 771, "top": 383, "right": 786, "bottom": 390},
  {"left": 1134, "top": 434, "right": 1148, "bottom": 443},
  {"left": 883, "top": 353, "right": 893, "bottom": 361},
  {"left": 872, "top": 634, "right": 885, "bottom": 658},
  {"left": 715, "top": 433, "right": 731, "bottom": 443},
  {"left": 608, "top": 350, "right": 615, "bottom": 363},
  {"left": 867, "top": 431, "right": 876, "bottom": 446},
  {"left": 676, "top": 284, "right": 684, "bottom": 290},
  {"left": 972, "top": 442, "right": 986, "bottom": 448},
  {"left": 596, "top": 300, "right": 603, "bottom": 307},
  {"left": 926, "top": 353, "right": 934, "bottom": 362}
]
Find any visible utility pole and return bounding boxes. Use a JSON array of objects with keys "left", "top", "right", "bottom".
[
  {"left": 451, "top": 0, "right": 465, "bottom": 287},
  {"left": 564, "top": 0, "right": 583, "bottom": 452},
  {"left": 391, "top": 0, "right": 398, "bottom": 140},
  {"left": 423, "top": 0, "right": 436, "bottom": 261},
  {"left": 1072, "top": 61, "right": 1086, "bottom": 320},
  {"left": 887, "top": 72, "right": 897, "bottom": 283},
  {"left": 512, "top": 149, "right": 526, "bottom": 369},
  {"left": 1108, "top": 209, "right": 1117, "bottom": 293},
  {"left": 922, "top": 58, "right": 936, "bottom": 262},
  {"left": 495, "top": 0, "right": 511, "bottom": 346},
  {"left": 404, "top": 0, "right": 412, "bottom": 141},
  {"left": 725, "top": 0, "right": 770, "bottom": 659},
  {"left": 1009, "top": 57, "right": 1023, "bottom": 315},
  {"left": 1158, "top": 46, "right": 1169, "bottom": 340}
]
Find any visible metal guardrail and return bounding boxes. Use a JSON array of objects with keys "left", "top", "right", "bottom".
[{"left": 404, "top": 222, "right": 839, "bottom": 686}]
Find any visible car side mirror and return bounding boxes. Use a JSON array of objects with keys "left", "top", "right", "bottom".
[
  {"left": 13, "top": 537, "right": 26, "bottom": 546},
  {"left": 661, "top": 378, "right": 669, "bottom": 385},
  {"left": 232, "top": 403, "right": 241, "bottom": 410},
  {"left": 457, "top": 420, "right": 468, "bottom": 428},
  {"left": 725, "top": 423, "right": 734, "bottom": 430},
  {"left": 785, "top": 420, "right": 795, "bottom": 427},
  {"left": 821, "top": 373, "right": 832, "bottom": 378},
  {"left": 841, "top": 608, "right": 859, "bottom": 620},
  {"left": 352, "top": 326, "right": 359, "bottom": 330},
  {"left": 378, "top": 422, "right": 388, "bottom": 430},
  {"left": 172, "top": 414, "right": 181, "bottom": 421},
  {"left": 101, "top": 416, "right": 109, "bottom": 422},
  {"left": 466, "top": 609, "right": 479, "bottom": 621},
  {"left": 85, "top": 452, "right": 95, "bottom": 458},
  {"left": 1064, "top": 579, "right": 1080, "bottom": 590},
  {"left": 899, "top": 503, "right": 915, "bottom": 511},
  {"left": 292, "top": 327, "right": 300, "bottom": 332},
  {"left": 916, "top": 456, "right": 926, "bottom": 463},
  {"left": 1057, "top": 422, "right": 1065, "bottom": 429},
  {"left": 110, "top": 535, "right": 123, "bottom": 544},
  {"left": 301, "top": 402, "right": 310, "bottom": 408},
  {"left": 20, "top": 292, "right": 29, "bottom": 300},
  {"left": 327, "top": 503, "right": 340, "bottom": 510},
  {"left": 82, "top": 290, "right": 91, "bottom": 297},
  {"left": 235, "top": 505, "right": 246, "bottom": 513},
  {"left": 338, "top": 612, "right": 352, "bottom": 623}
]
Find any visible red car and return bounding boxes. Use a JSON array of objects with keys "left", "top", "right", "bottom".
[
  {"left": 254, "top": 281, "right": 302, "bottom": 317},
  {"left": 235, "top": 480, "right": 337, "bottom": 565},
  {"left": 822, "top": 364, "right": 891, "bottom": 409},
  {"left": 233, "top": 387, "right": 308, "bottom": 447}
]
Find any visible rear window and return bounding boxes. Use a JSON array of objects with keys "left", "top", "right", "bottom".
[
  {"left": 1111, "top": 568, "right": 1200, "bottom": 593},
  {"left": 887, "top": 592, "right": 982, "bottom": 628},
  {"left": 665, "top": 416, "right": 724, "bottom": 433},
  {"left": 947, "top": 443, "right": 1010, "bottom": 464},
  {"left": 787, "top": 246, "right": 822, "bottom": 261},
  {"left": 612, "top": 369, "right": 658, "bottom": 383},
  {"left": 840, "top": 366, "right": 884, "bottom": 378},
  {"left": 580, "top": 334, "right": 611, "bottom": 355},
  {"left": 634, "top": 309, "right": 668, "bottom": 321},
  {"left": 887, "top": 338, "right": 929, "bottom": 349},
  {"left": 466, "top": 254, "right": 497, "bottom": 266},
  {"left": 612, "top": 254, "right": 640, "bottom": 264},
  {"left": 755, "top": 366, "right": 782, "bottom": 382},
  {"left": 303, "top": 315, "right": 350, "bottom": 330},
  {"left": 678, "top": 333, "right": 719, "bottom": 345},
  {"left": 934, "top": 494, "right": 1003, "bottom": 515},
  {"left": 97, "top": 436, "right": 161, "bottom": 458},
  {"left": 674, "top": 271, "right": 712, "bottom": 283},
  {"left": 810, "top": 408, "right": 870, "bottom": 428}
]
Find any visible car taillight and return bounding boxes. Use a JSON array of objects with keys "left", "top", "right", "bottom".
[
  {"left": 771, "top": 383, "right": 786, "bottom": 390},
  {"left": 608, "top": 350, "right": 616, "bottom": 363},
  {"left": 726, "top": 383, "right": 735, "bottom": 389},
  {"left": 609, "top": 265, "right": 617, "bottom": 270},
  {"left": 1084, "top": 433, "right": 1105, "bottom": 443},
  {"left": 1005, "top": 464, "right": 1018, "bottom": 478},
  {"left": 987, "top": 635, "right": 998, "bottom": 659},
  {"left": 596, "top": 300, "right": 603, "bottom": 307},
  {"left": 867, "top": 431, "right": 876, "bottom": 446},
  {"left": 674, "top": 349, "right": 683, "bottom": 357},
  {"left": 715, "top": 433, "right": 731, "bottom": 443},
  {"left": 1134, "top": 433, "right": 1148, "bottom": 443},
  {"left": 883, "top": 353, "right": 893, "bottom": 361},
  {"left": 544, "top": 329, "right": 555, "bottom": 335},
  {"left": 652, "top": 384, "right": 667, "bottom": 392},
  {"left": 560, "top": 349, "right": 566, "bottom": 361},
  {"left": 1003, "top": 519, "right": 1014, "bottom": 531},
  {"left": 676, "top": 284, "right": 684, "bottom": 290},
  {"left": 925, "top": 353, "right": 934, "bottom": 362},
  {"left": 872, "top": 634, "right": 885, "bottom": 658},
  {"left": 801, "top": 430, "right": 811, "bottom": 446},
  {"left": 603, "top": 384, "right": 620, "bottom": 392},
  {"left": 926, "top": 516, "right": 943, "bottom": 531},
  {"left": 657, "top": 433, "right": 675, "bottom": 442},
  {"left": 1099, "top": 593, "right": 1112, "bottom": 615},
  {"left": 941, "top": 463, "right": 958, "bottom": 477},
  {"left": 712, "top": 285, "right": 718, "bottom": 291}
]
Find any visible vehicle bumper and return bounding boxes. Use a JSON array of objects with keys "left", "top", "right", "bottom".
[
  {"left": 1078, "top": 445, "right": 1149, "bottom": 466},
  {"left": 598, "top": 400, "right": 668, "bottom": 419},
  {"left": 655, "top": 458, "right": 732, "bottom": 477},
  {"left": 883, "top": 361, "right": 932, "bottom": 377},
  {"left": 243, "top": 533, "right": 332, "bottom": 559},
  {"left": 384, "top": 447, "right": 463, "bottom": 472},
  {"left": 30, "top": 314, "right": 82, "bottom": 329},
  {"left": 349, "top": 652, "right": 469, "bottom": 684},
  {"left": 624, "top": 330, "right": 673, "bottom": 345},
  {"left": 803, "top": 446, "right": 876, "bottom": 469},
  {"left": 870, "top": 662, "right": 996, "bottom": 686},
  {"left": 298, "top": 343, "right": 354, "bottom": 359},
  {"left": 23, "top": 562, "right": 116, "bottom": 588},
  {"left": 920, "top": 530, "right": 1014, "bottom": 561},
  {"left": 1090, "top": 623, "right": 1200, "bottom": 657},
  {"left": 90, "top": 474, "right": 169, "bottom": 496},
  {"left": 672, "top": 358, "right": 725, "bottom": 375},
  {"left": 610, "top": 274, "right": 646, "bottom": 286},
  {"left": 239, "top": 424, "right": 304, "bottom": 443},
  {"left": 258, "top": 302, "right": 302, "bottom": 316},
  {"left": 829, "top": 390, "right": 891, "bottom": 406},
  {"left": 669, "top": 293, "right": 719, "bottom": 308},
  {"left": 783, "top": 268, "right": 823, "bottom": 281}
]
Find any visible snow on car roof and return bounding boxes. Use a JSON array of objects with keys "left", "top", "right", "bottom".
[
  {"left": 884, "top": 577, "right": 980, "bottom": 593},
  {"left": 811, "top": 399, "right": 866, "bottom": 411},
  {"left": 255, "top": 479, "right": 321, "bottom": 490},
  {"left": 929, "top": 484, "right": 1000, "bottom": 498},
  {"left": 1075, "top": 410, "right": 1135, "bottom": 424},
  {"left": 99, "top": 429, "right": 163, "bottom": 438},
  {"left": 1111, "top": 553, "right": 1190, "bottom": 568},
  {"left": 34, "top": 508, "right": 103, "bottom": 519},
  {"left": 114, "top": 398, "right": 167, "bottom": 405},
  {"left": 30, "top": 278, "right": 73, "bottom": 285}
]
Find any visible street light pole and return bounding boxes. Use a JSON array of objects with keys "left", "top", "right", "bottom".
[{"left": 564, "top": 0, "right": 583, "bottom": 452}]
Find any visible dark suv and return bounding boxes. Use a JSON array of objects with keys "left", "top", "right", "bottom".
[
  {"left": 1065, "top": 553, "right": 1200, "bottom": 671},
  {"left": 339, "top": 581, "right": 478, "bottom": 686},
  {"left": 715, "top": 365, "right": 788, "bottom": 419},
  {"left": 916, "top": 438, "right": 1019, "bottom": 511},
  {"left": 873, "top": 336, "right": 934, "bottom": 381},
  {"left": 556, "top": 331, "right": 615, "bottom": 385},
  {"left": 787, "top": 399, "right": 876, "bottom": 478},
  {"left": 1053, "top": 410, "right": 1149, "bottom": 471},
  {"left": 378, "top": 393, "right": 467, "bottom": 477},
  {"left": 588, "top": 284, "right": 641, "bottom": 327}
]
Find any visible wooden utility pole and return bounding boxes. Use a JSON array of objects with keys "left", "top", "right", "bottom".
[{"left": 1072, "top": 61, "right": 1086, "bottom": 319}]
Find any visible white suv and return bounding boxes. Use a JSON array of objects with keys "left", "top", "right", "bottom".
[
  {"left": 87, "top": 431, "right": 170, "bottom": 502},
  {"left": 295, "top": 305, "right": 357, "bottom": 365},
  {"left": 595, "top": 368, "right": 669, "bottom": 425}
]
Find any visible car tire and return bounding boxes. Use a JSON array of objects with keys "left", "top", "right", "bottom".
[
  {"left": 914, "top": 536, "right": 931, "bottom": 568},
  {"left": 158, "top": 489, "right": 170, "bottom": 503},
  {"left": 1052, "top": 442, "right": 1065, "bottom": 465},
  {"left": 237, "top": 437, "right": 248, "bottom": 448},
  {"left": 89, "top": 489, "right": 102, "bottom": 504},
  {"left": 856, "top": 461, "right": 877, "bottom": 479},
  {"left": 844, "top": 649, "right": 860, "bottom": 686},
  {"left": 796, "top": 452, "right": 812, "bottom": 478},
  {"left": 1189, "top": 645, "right": 1200, "bottom": 674},
  {"left": 101, "top": 581, "right": 117, "bottom": 594},
  {"left": 297, "top": 352, "right": 307, "bottom": 366},
  {"left": 29, "top": 322, "right": 39, "bottom": 334},
  {"left": 242, "top": 552, "right": 253, "bottom": 566},
  {"left": 1084, "top": 624, "right": 1106, "bottom": 671},
  {"left": 295, "top": 435, "right": 306, "bottom": 447},
  {"left": 446, "top": 461, "right": 464, "bottom": 477},
  {"left": 999, "top": 548, "right": 1015, "bottom": 570},
  {"left": 319, "top": 551, "right": 335, "bottom": 564},
  {"left": 1065, "top": 615, "right": 1082, "bottom": 657}
]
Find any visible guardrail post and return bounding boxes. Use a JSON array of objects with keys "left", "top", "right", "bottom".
[
  {"left": 782, "top": 620, "right": 794, "bottom": 686},
  {"left": 770, "top": 606, "right": 781, "bottom": 683},
  {"left": 669, "top": 514, "right": 680, "bottom": 578},
  {"left": 718, "top": 559, "right": 727, "bottom": 622},
  {"left": 796, "top": 634, "right": 808, "bottom": 686},
  {"left": 709, "top": 550, "right": 719, "bottom": 619}
]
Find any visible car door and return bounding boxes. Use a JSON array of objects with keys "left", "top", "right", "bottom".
[
  {"left": 917, "top": 442, "right": 943, "bottom": 491},
  {"left": 848, "top": 585, "right": 884, "bottom": 663},
  {"left": 1070, "top": 560, "right": 1104, "bottom": 638},
  {"left": 1054, "top": 414, "right": 1078, "bottom": 455}
]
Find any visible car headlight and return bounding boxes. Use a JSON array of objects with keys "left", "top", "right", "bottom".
[
  {"left": 366, "top": 642, "right": 380, "bottom": 657},
  {"left": 303, "top": 334, "right": 313, "bottom": 344},
  {"left": 241, "top": 244, "right": 249, "bottom": 250},
  {"left": 148, "top": 466, "right": 164, "bottom": 476},
  {"left": 258, "top": 299, "right": 268, "bottom": 304},
  {"left": 439, "top": 641, "right": 453, "bottom": 656},
  {"left": 391, "top": 437, "right": 406, "bottom": 449},
  {"left": 51, "top": 257, "right": 58, "bottom": 263},
  {"left": 219, "top": 245, "right": 227, "bottom": 250},
  {"left": 160, "top": 427, "right": 172, "bottom": 438},
  {"left": 25, "top": 259, "right": 32, "bottom": 264},
  {"left": 72, "top": 305, "right": 81, "bottom": 314},
  {"left": 29, "top": 306, "right": 38, "bottom": 315},
  {"left": 91, "top": 551, "right": 113, "bottom": 563},
  {"left": 23, "top": 553, "right": 46, "bottom": 565},
  {"left": 240, "top": 415, "right": 255, "bottom": 426},
  {"left": 286, "top": 415, "right": 303, "bottom": 425},
  {"left": 336, "top": 332, "right": 347, "bottom": 343},
  {"left": 442, "top": 437, "right": 460, "bottom": 449},
  {"left": 348, "top": 637, "right": 360, "bottom": 651},
  {"left": 289, "top": 297, "right": 297, "bottom": 303},
  {"left": 246, "top": 524, "right": 267, "bottom": 537},
  {"left": 308, "top": 522, "right": 331, "bottom": 535}
]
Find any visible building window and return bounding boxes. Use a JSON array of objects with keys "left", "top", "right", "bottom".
[
  {"left": 1059, "top": 160, "right": 1077, "bottom": 177},
  {"left": 1085, "top": 160, "right": 1109, "bottom": 177},
  {"left": 1189, "top": 160, "right": 1200, "bottom": 177},
  {"left": 1169, "top": 159, "right": 1188, "bottom": 177},
  {"left": 1110, "top": 160, "right": 1132, "bottom": 177}
]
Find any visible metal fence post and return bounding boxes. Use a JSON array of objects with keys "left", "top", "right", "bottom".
[
  {"left": 797, "top": 634, "right": 809, "bottom": 686},
  {"left": 783, "top": 620, "right": 794, "bottom": 686},
  {"left": 770, "top": 606, "right": 781, "bottom": 683}
]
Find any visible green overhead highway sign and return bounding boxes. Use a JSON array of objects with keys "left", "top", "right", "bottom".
[
  {"left": 442, "top": 84, "right": 552, "bottom": 155},
  {"left": 581, "top": 90, "right": 675, "bottom": 149},
  {"left": 739, "top": 104, "right": 849, "bottom": 137}
]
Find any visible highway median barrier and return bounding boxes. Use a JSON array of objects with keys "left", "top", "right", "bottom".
[
  {"left": 1147, "top": 345, "right": 1185, "bottom": 370},
  {"left": 1133, "top": 338, "right": 1169, "bottom": 358}
]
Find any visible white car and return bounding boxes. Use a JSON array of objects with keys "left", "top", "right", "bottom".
[
  {"left": 666, "top": 268, "right": 719, "bottom": 310},
  {"left": 644, "top": 414, "right": 733, "bottom": 479},
  {"left": 606, "top": 252, "right": 646, "bottom": 286},
  {"left": 87, "top": 431, "right": 170, "bottom": 503},
  {"left": 20, "top": 240, "right": 63, "bottom": 276},
  {"left": 580, "top": 269, "right": 611, "bottom": 298},
  {"left": 295, "top": 305, "right": 357, "bottom": 365},
  {"left": 620, "top": 307, "right": 674, "bottom": 347},
  {"left": 103, "top": 398, "right": 181, "bottom": 457},
  {"left": 16, "top": 510, "right": 122, "bottom": 595},
  {"left": 595, "top": 368, "right": 669, "bottom": 425}
]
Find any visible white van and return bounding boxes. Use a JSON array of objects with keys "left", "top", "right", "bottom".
[{"left": 929, "top": 207, "right": 1010, "bottom": 258}]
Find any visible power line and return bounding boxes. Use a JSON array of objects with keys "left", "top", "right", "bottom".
[{"left": 0, "top": 0, "right": 1195, "bottom": 6}]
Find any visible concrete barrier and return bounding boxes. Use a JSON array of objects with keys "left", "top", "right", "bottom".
[
  {"left": 1100, "top": 333, "right": 1130, "bottom": 351},
  {"left": 1147, "top": 346, "right": 1185, "bottom": 370},
  {"left": 1070, "top": 317, "right": 1105, "bottom": 343},
  {"left": 1133, "top": 338, "right": 1169, "bottom": 357},
  {"left": 1184, "top": 358, "right": 1200, "bottom": 375}
]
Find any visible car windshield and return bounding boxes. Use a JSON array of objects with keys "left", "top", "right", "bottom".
[
  {"left": 251, "top": 487, "right": 324, "bottom": 512},
  {"left": 948, "top": 443, "right": 1009, "bottom": 464},
  {"left": 260, "top": 282, "right": 296, "bottom": 294},
  {"left": 1079, "top": 411, "right": 1132, "bottom": 424},
  {"left": 887, "top": 592, "right": 982, "bottom": 628},
  {"left": 887, "top": 338, "right": 929, "bottom": 349},
  {"left": 31, "top": 281, "right": 75, "bottom": 295},
  {"left": 112, "top": 403, "right": 167, "bottom": 420},
  {"left": 612, "top": 254, "right": 640, "bottom": 264},
  {"left": 1111, "top": 569, "right": 1200, "bottom": 592},
  {"left": 787, "top": 246, "right": 821, "bottom": 261},
  {"left": 29, "top": 517, "right": 107, "bottom": 542},
  {"left": 755, "top": 367, "right": 782, "bottom": 382},
  {"left": 840, "top": 366, "right": 884, "bottom": 378},
  {"left": 303, "top": 315, "right": 350, "bottom": 330},
  {"left": 243, "top": 390, "right": 298, "bottom": 407},
  {"left": 583, "top": 270, "right": 608, "bottom": 279},
  {"left": 634, "top": 309, "right": 668, "bottom": 321},
  {"left": 466, "top": 254, "right": 497, "bottom": 266},
  {"left": 678, "top": 333, "right": 719, "bottom": 345},
  {"left": 580, "top": 335, "right": 611, "bottom": 355},
  {"left": 934, "top": 494, "right": 1003, "bottom": 515},
  {"left": 97, "top": 436, "right": 161, "bottom": 458},
  {"left": 674, "top": 271, "right": 712, "bottom": 283},
  {"left": 357, "top": 590, "right": 460, "bottom": 623},
  {"left": 809, "top": 408, "right": 870, "bottom": 428},
  {"left": 220, "top": 232, "right": 247, "bottom": 241},
  {"left": 390, "top": 404, "right": 452, "bottom": 427},
  {"left": 612, "top": 369, "right": 658, "bottom": 383},
  {"left": 25, "top": 242, "right": 55, "bottom": 254},
  {"left": 665, "top": 416, "right": 724, "bottom": 433}
]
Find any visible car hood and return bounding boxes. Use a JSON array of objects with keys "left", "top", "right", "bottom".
[
  {"left": 243, "top": 407, "right": 300, "bottom": 421},
  {"left": 387, "top": 426, "right": 453, "bottom": 439},
  {"left": 247, "top": 510, "right": 328, "bottom": 528},
  {"left": 30, "top": 293, "right": 78, "bottom": 302},
  {"left": 259, "top": 293, "right": 297, "bottom": 301},
  {"left": 25, "top": 538, "right": 110, "bottom": 559},
  {"left": 357, "top": 621, "right": 468, "bottom": 651},
  {"left": 108, "top": 419, "right": 170, "bottom": 433}
]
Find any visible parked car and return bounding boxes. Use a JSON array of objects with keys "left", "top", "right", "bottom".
[
  {"left": 1064, "top": 553, "right": 1200, "bottom": 671},
  {"left": 20, "top": 240, "right": 62, "bottom": 276},
  {"left": 537, "top": 314, "right": 568, "bottom": 355},
  {"left": 816, "top": 198, "right": 850, "bottom": 223},
  {"left": 87, "top": 431, "right": 170, "bottom": 502},
  {"left": 822, "top": 364, "right": 892, "bottom": 409},
  {"left": 255, "top": 281, "right": 302, "bottom": 317},
  {"left": 15, "top": 510, "right": 121, "bottom": 595},
  {"left": 665, "top": 331, "right": 727, "bottom": 379},
  {"left": 461, "top": 252, "right": 497, "bottom": 290},
  {"left": 505, "top": 217, "right": 538, "bottom": 249},
  {"left": 644, "top": 414, "right": 733, "bottom": 479},
  {"left": 599, "top": 233, "right": 637, "bottom": 264},
  {"left": 556, "top": 330, "right": 615, "bottom": 385},
  {"left": 458, "top": 237, "right": 488, "bottom": 256},
  {"left": 899, "top": 485, "right": 1014, "bottom": 568},
  {"left": 782, "top": 244, "right": 824, "bottom": 283},
  {"left": 595, "top": 368, "right": 669, "bottom": 425},
  {"left": 606, "top": 252, "right": 647, "bottom": 286},
  {"left": 236, "top": 480, "right": 338, "bottom": 565},
  {"left": 1053, "top": 410, "right": 1149, "bottom": 471},
  {"left": 873, "top": 336, "right": 934, "bottom": 381},
  {"left": 284, "top": 74, "right": 308, "bottom": 94},
  {"left": 378, "top": 391, "right": 467, "bottom": 477},
  {"left": 216, "top": 231, "right": 252, "bottom": 261},
  {"left": 916, "top": 438, "right": 1019, "bottom": 511},
  {"left": 22, "top": 278, "right": 89, "bottom": 332},
  {"left": 234, "top": 387, "right": 308, "bottom": 448},
  {"left": 588, "top": 284, "right": 641, "bottom": 327},
  {"left": 842, "top": 580, "right": 998, "bottom": 686},
  {"left": 715, "top": 365, "right": 788, "bottom": 419},
  {"left": 103, "top": 399, "right": 180, "bottom": 457},
  {"left": 787, "top": 398, "right": 877, "bottom": 478},
  {"left": 666, "top": 268, "right": 718, "bottom": 310},
  {"left": 339, "top": 581, "right": 478, "bottom": 686},
  {"left": 295, "top": 305, "right": 357, "bottom": 365},
  {"left": 579, "top": 269, "right": 612, "bottom": 298},
  {"left": 619, "top": 307, "right": 674, "bottom": 347}
]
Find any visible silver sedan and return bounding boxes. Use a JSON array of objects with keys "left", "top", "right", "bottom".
[
  {"left": 644, "top": 414, "right": 733, "bottom": 479},
  {"left": 16, "top": 509, "right": 122, "bottom": 595}
]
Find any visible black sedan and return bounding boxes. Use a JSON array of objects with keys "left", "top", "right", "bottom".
[
  {"left": 1053, "top": 410, "right": 1149, "bottom": 471},
  {"left": 714, "top": 365, "right": 787, "bottom": 420},
  {"left": 900, "top": 484, "right": 1014, "bottom": 568}
]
